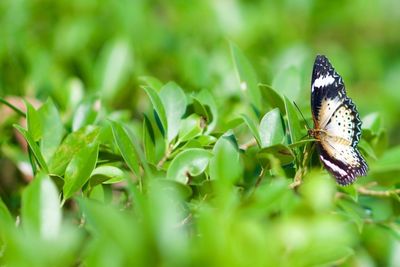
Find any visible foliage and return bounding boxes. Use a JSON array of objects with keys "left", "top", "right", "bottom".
[{"left": 0, "top": 1, "right": 400, "bottom": 266}]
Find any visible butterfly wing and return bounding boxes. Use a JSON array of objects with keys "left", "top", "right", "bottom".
[
  {"left": 318, "top": 140, "right": 368, "bottom": 185},
  {"left": 311, "top": 55, "right": 346, "bottom": 129},
  {"left": 311, "top": 55, "right": 368, "bottom": 185},
  {"left": 324, "top": 98, "right": 362, "bottom": 147}
]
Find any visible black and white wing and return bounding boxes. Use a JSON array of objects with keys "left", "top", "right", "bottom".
[
  {"left": 311, "top": 55, "right": 346, "bottom": 129},
  {"left": 317, "top": 98, "right": 368, "bottom": 185},
  {"left": 311, "top": 55, "right": 368, "bottom": 185}
]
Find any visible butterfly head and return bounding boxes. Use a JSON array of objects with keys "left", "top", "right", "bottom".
[
  {"left": 308, "top": 129, "right": 327, "bottom": 141},
  {"left": 307, "top": 129, "right": 314, "bottom": 138}
]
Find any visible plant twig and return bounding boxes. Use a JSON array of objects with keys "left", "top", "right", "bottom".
[
  {"left": 174, "top": 213, "right": 192, "bottom": 228},
  {"left": 254, "top": 167, "right": 265, "bottom": 188},
  {"left": 240, "top": 138, "right": 257, "bottom": 150},
  {"left": 0, "top": 97, "right": 26, "bottom": 117},
  {"left": 357, "top": 186, "right": 400, "bottom": 197},
  {"left": 289, "top": 169, "right": 303, "bottom": 189},
  {"left": 157, "top": 144, "right": 173, "bottom": 169},
  {"left": 289, "top": 144, "right": 311, "bottom": 189}
]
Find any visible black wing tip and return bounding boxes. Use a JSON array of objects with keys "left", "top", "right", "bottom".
[
  {"left": 315, "top": 54, "right": 328, "bottom": 61},
  {"left": 314, "top": 54, "right": 331, "bottom": 66},
  {"left": 313, "top": 54, "right": 335, "bottom": 77}
]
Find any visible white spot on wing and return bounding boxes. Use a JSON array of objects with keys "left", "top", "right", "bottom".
[
  {"left": 324, "top": 105, "right": 355, "bottom": 143},
  {"left": 312, "top": 75, "right": 335, "bottom": 91},
  {"left": 322, "top": 139, "right": 357, "bottom": 165},
  {"left": 318, "top": 96, "right": 343, "bottom": 128}
]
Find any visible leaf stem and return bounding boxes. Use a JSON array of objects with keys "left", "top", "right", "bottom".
[
  {"left": 289, "top": 143, "right": 312, "bottom": 189},
  {"left": 254, "top": 167, "right": 265, "bottom": 188},
  {"left": 239, "top": 138, "right": 257, "bottom": 150},
  {"left": 0, "top": 97, "right": 26, "bottom": 117},
  {"left": 357, "top": 186, "right": 400, "bottom": 197},
  {"left": 157, "top": 144, "right": 173, "bottom": 169}
]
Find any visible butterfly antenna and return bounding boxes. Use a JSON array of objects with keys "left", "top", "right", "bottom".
[{"left": 293, "top": 101, "right": 312, "bottom": 131}]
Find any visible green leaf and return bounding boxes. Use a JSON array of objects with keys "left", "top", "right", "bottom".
[
  {"left": 0, "top": 196, "right": 13, "bottom": 226},
  {"left": 146, "top": 179, "right": 191, "bottom": 260},
  {"left": 159, "top": 82, "right": 187, "bottom": 142},
  {"left": 178, "top": 114, "right": 203, "bottom": 143},
  {"left": 195, "top": 89, "right": 218, "bottom": 134},
  {"left": 21, "top": 173, "right": 62, "bottom": 239},
  {"left": 209, "top": 135, "right": 242, "bottom": 183},
  {"left": 362, "top": 112, "right": 382, "bottom": 135},
  {"left": 259, "top": 108, "right": 284, "bottom": 148},
  {"left": 14, "top": 125, "right": 49, "bottom": 173},
  {"left": 370, "top": 130, "right": 388, "bottom": 157},
  {"left": 72, "top": 97, "right": 101, "bottom": 131},
  {"left": 300, "top": 173, "right": 336, "bottom": 212},
  {"left": 196, "top": 135, "right": 217, "bottom": 147},
  {"left": 48, "top": 126, "right": 100, "bottom": 176},
  {"left": 96, "top": 39, "right": 133, "bottom": 100},
  {"left": 230, "top": 42, "right": 262, "bottom": 112},
  {"left": 139, "top": 76, "right": 163, "bottom": 92},
  {"left": 38, "top": 99, "right": 64, "bottom": 162},
  {"left": 250, "top": 179, "right": 292, "bottom": 214},
  {"left": 358, "top": 139, "right": 377, "bottom": 160},
  {"left": 143, "top": 114, "right": 156, "bottom": 164},
  {"left": 240, "top": 114, "right": 261, "bottom": 147},
  {"left": 169, "top": 139, "right": 203, "bottom": 159},
  {"left": 65, "top": 77, "right": 84, "bottom": 109},
  {"left": 167, "top": 148, "right": 213, "bottom": 184},
  {"left": 191, "top": 97, "right": 209, "bottom": 119},
  {"left": 110, "top": 121, "right": 141, "bottom": 177},
  {"left": 272, "top": 66, "right": 301, "bottom": 101},
  {"left": 340, "top": 185, "right": 358, "bottom": 202},
  {"left": 88, "top": 184, "right": 106, "bottom": 202},
  {"left": 336, "top": 198, "right": 366, "bottom": 232},
  {"left": 257, "top": 144, "right": 295, "bottom": 167},
  {"left": 371, "top": 146, "right": 400, "bottom": 172},
  {"left": 63, "top": 143, "right": 99, "bottom": 200},
  {"left": 26, "top": 101, "right": 42, "bottom": 142},
  {"left": 77, "top": 198, "right": 141, "bottom": 257},
  {"left": 151, "top": 179, "right": 193, "bottom": 200},
  {"left": 370, "top": 145, "right": 400, "bottom": 184},
  {"left": 284, "top": 97, "right": 302, "bottom": 144},
  {"left": 143, "top": 86, "right": 168, "bottom": 135},
  {"left": 259, "top": 84, "right": 286, "bottom": 114},
  {"left": 90, "top": 165, "right": 126, "bottom": 187}
]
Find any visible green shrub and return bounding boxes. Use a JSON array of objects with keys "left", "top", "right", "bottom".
[{"left": 0, "top": 1, "right": 399, "bottom": 266}]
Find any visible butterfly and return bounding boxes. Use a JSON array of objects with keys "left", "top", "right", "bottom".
[{"left": 308, "top": 55, "right": 368, "bottom": 185}]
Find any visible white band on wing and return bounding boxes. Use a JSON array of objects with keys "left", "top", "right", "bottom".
[
  {"left": 320, "top": 155, "right": 348, "bottom": 177},
  {"left": 312, "top": 75, "right": 335, "bottom": 91}
]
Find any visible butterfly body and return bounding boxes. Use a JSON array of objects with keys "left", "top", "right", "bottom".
[{"left": 310, "top": 55, "right": 368, "bottom": 185}]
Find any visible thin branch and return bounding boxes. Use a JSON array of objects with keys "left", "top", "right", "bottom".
[
  {"left": 157, "top": 144, "right": 173, "bottom": 169},
  {"left": 174, "top": 213, "right": 192, "bottom": 228},
  {"left": 357, "top": 186, "right": 400, "bottom": 197},
  {"left": 289, "top": 169, "right": 303, "bottom": 189},
  {"left": 0, "top": 97, "right": 26, "bottom": 117},
  {"left": 254, "top": 168, "right": 266, "bottom": 188},
  {"left": 289, "top": 144, "right": 311, "bottom": 189},
  {"left": 240, "top": 138, "right": 258, "bottom": 150}
]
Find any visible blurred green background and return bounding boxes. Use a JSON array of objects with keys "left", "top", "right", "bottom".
[
  {"left": 1, "top": 0, "right": 400, "bottom": 140},
  {"left": 1, "top": 1, "right": 400, "bottom": 266}
]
